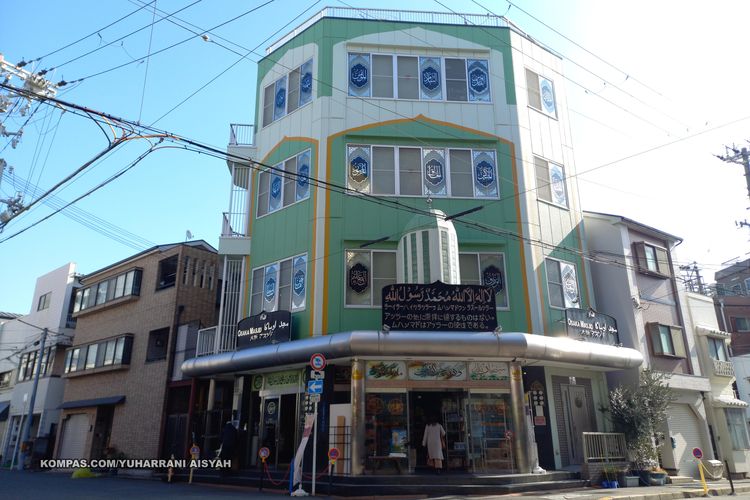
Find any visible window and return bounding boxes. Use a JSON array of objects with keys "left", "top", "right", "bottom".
[
  {"left": 257, "top": 149, "right": 311, "bottom": 217},
  {"left": 250, "top": 254, "right": 307, "bottom": 315},
  {"left": 647, "top": 323, "right": 686, "bottom": 357},
  {"left": 459, "top": 253, "right": 509, "bottom": 308},
  {"left": 726, "top": 408, "right": 750, "bottom": 450},
  {"left": 74, "top": 269, "right": 142, "bottom": 313},
  {"left": 534, "top": 156, "right": 567, "bottom": 207},
  {"left": 64, "top": 335, "right": 133, "bottom": 374},
  {"left": 708, "top": 337, "right": 728, "bottom": 361},
  {"left": 345, "top": 250, "right": 397, "bottom": 307},
  {"left": 182, "top": 256, "right": 191, "bottom": 285},
  {"left": 525, "top": 68, "right": 556, "bottom": 117},
  {"left": 348, "top": 52, "right": 491, "bottom": 102},
  {"left": 0, "top": 370, "right": 12, "bottom": 389},
  {"left": 157, "top": 255, "right": 178, "bottom": 290},
  {"left": 17, "top": 347, "right": 54, "bottom": 382},
  {"left": 346, "top": 145, "right": 498, "bottom": 198},
  {"left": 37, "top": 292, "right": 51, "bottom": 311},
  {"left": 146, "top": 328, "right": 169, "bottom": 362},
  {"left": 545, "top": 258, "right": 579, "bottom": 309},
  {"left": 262, "top": 58, "right": 313, "bottom": 127},
  {"left": 633, "top": 242, "right": 671, "bottom": 277},
  {"left": 85, "top": 344, "right": 99, "bottom": 370},
  {"left": 735, "top": 317, "right": 750, "bottom": 332}
]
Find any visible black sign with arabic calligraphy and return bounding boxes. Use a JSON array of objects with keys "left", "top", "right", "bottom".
[
  {"left": 382, "top": 281, "right": 497, "bottom": 331},
  {"left": 564, "top": 307, "right": 619, "bottom": 346},
  {"left": 237, "top": 310, "right": 292, "bottom": 349}
]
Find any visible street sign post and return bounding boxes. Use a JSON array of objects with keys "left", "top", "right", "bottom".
[
  {"left": 310, "top": 352, "right": 326, "bottom": 371},
  {"left": 692, "top": 447, "right": 703, "bottom": 459},
  {"left": 258, "top": 447, "right": 270, "bottom": 492},
  {"left": 307, "top": 379, "right": 324, "bottom": 394},
  {"left": 189, "top": 443, "right": 200, "bottom": 484},
  {"left": 328, "top": 447, "right": 340, "bottom": 495}
]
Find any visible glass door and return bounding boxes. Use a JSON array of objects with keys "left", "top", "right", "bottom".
[
  {"left": 260, "top": 397, "right": 280, "bottom": 467},
  {"left": 466, "top": 392, "right": 514, "bottom": 472}
]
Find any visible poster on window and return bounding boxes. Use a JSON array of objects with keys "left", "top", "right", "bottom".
[
  {"left": 423, "top": 149, "right": 446, "bottom": 196},
  {"left": 467, "top": 59, "right": 490, "bottom": 102},
  {"left": 263, "top": 263, "right": 279, "bottom": 311},
  {"left": 292, "top": 255, "right": 306, "bottom": 310},
  {"left": 269, "top": 171, "right": 282, "bottom": 212},
  {"left": 296, "top": 150, "right": 310, "bottom": 201},
  {"left": 472, "top": 150, "right": 498, "bottom": 197},
  {"left": 299, "top": 59, "right": 313, "bottom": 106},
  {"left": 560, "top": 262, "right": 578, "bottom": 308},
  {"left": 419, "top": 57, "right": 442, "bottom": 100},
  {"left": 469, "top": 361, "right": 509, "bottom": 381},
  {"left": 273, "top": 76, "right": 287, "bottom": 120},
  {"left": 538, "top": 76, "right": 556, "bottom": 116},
  {"left": 348, "top": 53, "right": 370, "bottom": 97},
  {"left": 549, "top": 163, "right": 566, "bottom": 206},
  {"left": 347, "top": 145, "right": 370, "bottom": 192}
]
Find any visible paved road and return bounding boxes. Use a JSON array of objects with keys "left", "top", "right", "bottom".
[{"left": 0, "top": 470, "right": 289, "bottom": 500}]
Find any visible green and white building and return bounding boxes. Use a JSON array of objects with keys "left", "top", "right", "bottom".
[{"left": 184, "top": 7, "right": 643, "bottom": 475}]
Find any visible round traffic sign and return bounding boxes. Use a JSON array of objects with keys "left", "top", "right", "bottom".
[
  {"left": 190, "top": 444, "right": 200, "bottom": 458},
  {"left": 692, "top": 447, "right": 703, "bottom": 459},
  {"left": 258, "top": 447, "right": 271, "bottom": 461},
  {"left": 505, "top": 430, "right": 514, "bottom": 439},
  {"left": 310, "top": 352, "right": 327, "bottom": 371},
  {"left": 328, "top": 447, "right": 340, "bottom": 461}
]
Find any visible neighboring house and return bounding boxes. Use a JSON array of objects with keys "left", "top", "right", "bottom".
[
  {"left": 54, "top": 242, "right": 220, "bottom": 461},
  {"left": 182, "top": 8, "right": 644, "bottom": 478},
  {"left": 0, "top": 310, "right": 23, "bottom": 464},
  {"left": 0, "top": 263, "right": 79, "bottom": 467},
  {"left": 712, "top": 259, "right": 750, "bottom": 439},
  {"left": 683, "top": 291, "right": 750, "bottom": 478},
  {"left": 584, "top": 212, "right": 713, "bottom": 478}
]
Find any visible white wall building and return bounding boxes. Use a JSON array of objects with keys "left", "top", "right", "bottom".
[{"left": 0, "top": 262, "right": 78, "bottom": 466}]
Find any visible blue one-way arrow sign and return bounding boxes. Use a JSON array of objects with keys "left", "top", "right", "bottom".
[{"left": 307, "top": 379, "right": 324, "bottom": 394}]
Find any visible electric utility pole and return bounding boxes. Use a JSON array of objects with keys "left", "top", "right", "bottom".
[
  {"left": 0, "top": 53, "right": 58, "bottom": 230},
  {"left": 717, "top": 145, "right": 750, "bottom": 202},
  {"left": 16, "top": 327, "right": 47, "bottom": 471}
]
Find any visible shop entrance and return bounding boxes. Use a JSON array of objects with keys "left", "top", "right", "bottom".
[
  {"left": 260, "top": 394, "right": 297, "bottom": 468},
  {"left": 410, "top": 391, "right": 467, "bottom": 471}
]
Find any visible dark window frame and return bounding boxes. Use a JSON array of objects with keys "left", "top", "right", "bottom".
[{"left": 156, "top": 255, "right": 179, "bottom": 290}]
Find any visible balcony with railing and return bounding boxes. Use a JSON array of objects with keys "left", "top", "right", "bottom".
[
  {"left": 227, "top": 123, "right": 256, "bottom": 167},
  {"left": 196, "top": 326, "right": 217, "bottom": 357},
  {"left": 713, "top": 358, "right": 735, "bottom": 377},
  {"left": 218, "top": 162, "right": 251, "bottom": 255}
]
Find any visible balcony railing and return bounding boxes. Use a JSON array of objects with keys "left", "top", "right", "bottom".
[
  {"left": 229, "top": 124, "right": 255, "bottom": 146},
  {"left": 713, "top": 358, "right": 735, "bottom": 377},
  {"left": 582, "top": 432, "right": 627, "bottom": 463},
  {"left": 222, "top": 211, "right": 248, "bottom": 238},
  {"left": 267, "top": 7, "right": 511, "bottom": 54},
  {"left": 196, "top": 326, "right": 217, "bottom": 357}
]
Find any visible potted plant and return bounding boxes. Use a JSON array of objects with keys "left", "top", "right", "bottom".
[
  {"left": 609, "top": 369, "right": 676, "bottom": 486},
  {"left": 600, "top": 465, "right": 621, "bottom": 488}
]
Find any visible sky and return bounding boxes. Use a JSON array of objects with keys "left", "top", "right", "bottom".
[{"left": 1, "top": 0, "right": 749, "bottom": 314}]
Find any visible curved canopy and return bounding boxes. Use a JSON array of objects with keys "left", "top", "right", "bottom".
[{"left": 181, "top": 331, "right": 643, "bottom": 377}]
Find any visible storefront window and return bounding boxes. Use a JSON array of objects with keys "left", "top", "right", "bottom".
[
  {"left": 365, "top": 393, "right": 408, "bottom": 457},
  {"left": 466, "top": 393, "right": 514, "bottom": 471}
]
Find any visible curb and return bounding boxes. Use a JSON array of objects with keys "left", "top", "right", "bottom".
[{"left": 604, "top": 484, "right": 750, "bottom": 499}]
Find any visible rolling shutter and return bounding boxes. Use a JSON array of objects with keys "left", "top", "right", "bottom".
[
  {"left": 58, "top": 413, "right": 89, "bottom": 459},
  {"left": 668, "top": 404, "right": 703, "bottom": 478}
]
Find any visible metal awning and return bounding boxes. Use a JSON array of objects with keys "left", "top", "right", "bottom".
[
  {"left": 712, "top": 395, "right": 749, "bottom": 408},
  {"left": 181, "top": 330, "right": 644, "bottom": 377},
  {"left": 0, "top": 401, "right": 9, "bottom": 421},
  {"left": 59, "top": 395, "right": 125, "bottom": 410}
]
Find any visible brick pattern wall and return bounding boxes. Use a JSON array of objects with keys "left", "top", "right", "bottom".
[{"left": 57, "top": 244, "right": 219, "bottom": 460}]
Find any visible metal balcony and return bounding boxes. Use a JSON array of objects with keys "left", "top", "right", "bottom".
[
  {"left": 196, "top": 326, "right": 217, "bottom": 357},
  {"left": 229, "top": 124, "right": 255, "bottom": 146},
  {"left": 713, "top": 358, "right": 735, "bottom": 377}
]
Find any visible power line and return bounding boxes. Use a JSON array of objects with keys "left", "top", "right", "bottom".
[
  {"left": 22, "top": 1, "right": 157, "bottom": 65},
  {"left": 56, "top": 0, "right": 276, "bottom": 88}
]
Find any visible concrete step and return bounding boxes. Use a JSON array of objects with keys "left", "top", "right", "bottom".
[{"left": 668, "top": 475, "right": 695, "bottom": 484}]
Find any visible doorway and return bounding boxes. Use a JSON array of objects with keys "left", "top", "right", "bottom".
[
  {"left": 410, "top": 391, "right": 466, "bottom": 471},
  {"left": 561, "top": 384, "right": 594, "bottom": 464},
  {"left": 260, "top": 393, "right": 298, "bottom": 468}
]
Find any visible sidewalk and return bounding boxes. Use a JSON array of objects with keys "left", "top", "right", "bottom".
[{"left": 531, "top": 478, "right": 750, "bottom": 500}]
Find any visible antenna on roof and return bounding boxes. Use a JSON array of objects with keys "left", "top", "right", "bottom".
[{"left": 185, "top": 230, "right": 193, "bottom": 241}]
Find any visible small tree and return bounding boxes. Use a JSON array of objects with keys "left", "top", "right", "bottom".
[{"left": 609, "top": 369, "right": 676, "bottom": 470}]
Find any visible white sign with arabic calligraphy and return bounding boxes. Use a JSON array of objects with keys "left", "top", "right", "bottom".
[
  {"left": 407, "top": 361, "right": 466, "bottom": 381},
  {"left": 469, "top": 361, "right": 509, "bottom": 381}
]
